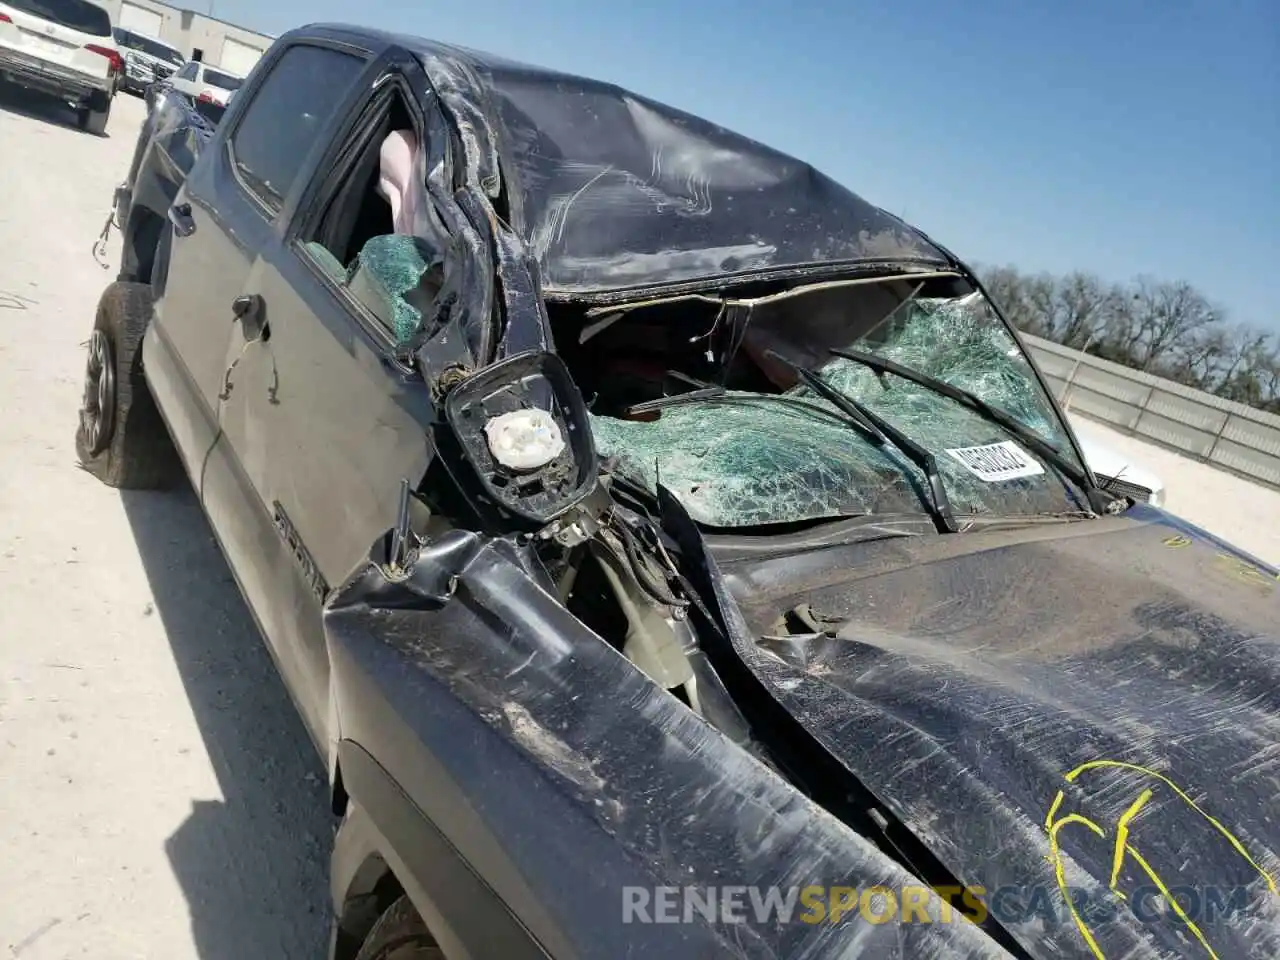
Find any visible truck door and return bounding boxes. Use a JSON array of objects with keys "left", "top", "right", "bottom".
[
  {"left": 207, "top": 42, "right": 438, "bottom": 746},
  {"left": 144, "top": 92, "right": 271, "bottom": 494}
]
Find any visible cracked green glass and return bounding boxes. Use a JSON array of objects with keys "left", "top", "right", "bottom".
[{"left": 590, "top": 294, "right": 1082, "bottom": 528}]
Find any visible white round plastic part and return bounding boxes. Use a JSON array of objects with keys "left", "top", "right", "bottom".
[{"left": 483, "top": 409, "right": 566, "bottom": 471}]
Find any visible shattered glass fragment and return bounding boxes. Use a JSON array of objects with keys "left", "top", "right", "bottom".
[
  {"left": 350, "top": 235, "right": 441, "bottom": 344},
  {"left": 590, "top": 294, "right": 1084, "bottom": 528}
]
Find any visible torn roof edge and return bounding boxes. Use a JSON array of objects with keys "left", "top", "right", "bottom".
[{"left": 581, "top": 269, "right": 966, "bottom": 318}]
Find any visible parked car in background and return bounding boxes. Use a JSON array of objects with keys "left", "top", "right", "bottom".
[
  {"left": 168, "top": 57, "right": 240, "bottom": 106},
  {"left": 140, "top": 74, "right": 223, "bottom": 129},
  {"left": 1076, "top": 433, "right": 1167, "bottom": 506},
  {"left": 0, "top": 0, "right": 120, "bottom": 133},
  {"left": 113, "top": 25, "right": 181, "bottom": 96}
]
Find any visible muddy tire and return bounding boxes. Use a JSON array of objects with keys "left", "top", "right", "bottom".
[
  {"left": 75, "top": 282, "right": 181, "bottom": 489},
  {"left": 353, "top": 896, "right": 445, "bottom": 960}
]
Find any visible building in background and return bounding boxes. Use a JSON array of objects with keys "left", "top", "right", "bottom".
[{"left": 102, "top": 1, "right": 272, "bottom": 75}]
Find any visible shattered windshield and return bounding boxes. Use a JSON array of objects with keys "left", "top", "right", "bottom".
[{"left": 589, "top": 289, "right": 1085, "bottom": 528}]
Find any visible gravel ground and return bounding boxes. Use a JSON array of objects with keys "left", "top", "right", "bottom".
[
  {"left": 0, "top": 80, "right": 1277, "bottom": 960},
  {"left": 0, "top": 90, "right": 330, "bottom": 959}
]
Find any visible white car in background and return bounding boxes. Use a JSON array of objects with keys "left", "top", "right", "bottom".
[
  {"left": 1076, "top": 434, "right": 1166, "bottom": 507},
  {"left": 113, "top": 25, "right": 182, "bottom": 96},
  {"left": 0, "top": 0, "right": 121, "bottom": 134},
  {"left": 168, "top": 58, "right": 242, "bottom": 106}
]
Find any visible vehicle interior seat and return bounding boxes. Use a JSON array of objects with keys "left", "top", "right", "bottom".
[
  {"left": 376, "top": 129, "right": 425, "bottom": 235},
  {"left": 303, "top": 127, "right": 442, "bottom": 345}
]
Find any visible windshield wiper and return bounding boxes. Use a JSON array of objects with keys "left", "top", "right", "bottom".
[
  {"left": 829, "top": 347, "right": 1117, "bottom": 513},
  {"left": 628, "top": 365, "right": 959, "bottom": 534},
  {"left": 626, "top": 385, "right": 726, "bottom": 414},
  {"left": 761, "top": 352, "right": 886, "bottom": 447},
  {"left": 764, "top": 351, "right": 958, "bottom": 534},
  {"left": 625, "top": 381, "right": 883, "bottom": 447},
  {"left": 648, "top": 368, "right": 885, "bottom": 448}
]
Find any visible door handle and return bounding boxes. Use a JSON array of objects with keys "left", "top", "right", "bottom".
[
  {"left": 232, "top": 293, "right": 268, "bottom": 340},
  {"left": 169, "top": 202, "right": 196, "bottom": 237}
]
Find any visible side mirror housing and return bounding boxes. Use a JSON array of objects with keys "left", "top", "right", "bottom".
[{"left": 441, "top": 351, "right": 601, "bottom": 531}]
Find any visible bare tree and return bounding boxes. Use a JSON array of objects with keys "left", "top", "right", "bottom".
[
  {"left": 1215, "top": 327, "right": 1271, "bottom": 395},
  {"left": 978, "top": 263, "right": 1275, "bottom": 413},
  {"left": 1108, "top": 277, "right": 1219, "bottom": 371},
  {"left": 1054, "top": 272, "right": 1116, "bottom": 349},
  {"left": 1166, "top": 326, "right": 1230, "bottom": 387},
  {"left": 981, "top": 265, "right": 1042, "bottom": 334},
  {"left": 1259, "top": 349, "right": 1280, "bottom": 413},
  {"left": 1025, "top": 273, "right": 1059, "bottom": 339},
  {"left": 1220, "top": 332, "right": 1280, "bottom": 407}
]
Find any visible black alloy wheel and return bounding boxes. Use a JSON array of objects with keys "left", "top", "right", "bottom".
[{"left": 80, "top": 328, "right": 116, "bottom": 456}]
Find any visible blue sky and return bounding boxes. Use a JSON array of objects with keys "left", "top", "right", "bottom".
[{"left": 209, "top": 0, "right": 1279, "bottom": 331}]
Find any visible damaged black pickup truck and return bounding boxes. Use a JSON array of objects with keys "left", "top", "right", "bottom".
[{"left": 80, "top": 22, "right": 1280, "bottom": 960}]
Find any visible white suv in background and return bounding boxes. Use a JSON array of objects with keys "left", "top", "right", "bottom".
[
  {"left": 169, "top": 58, "right": 242, "bottom": 107},
  {"left": 113, "top": 26, "right": 183, "bottom": 96},
  {"left": 0, "top": 0, "right": 120, "bottom": 134}
]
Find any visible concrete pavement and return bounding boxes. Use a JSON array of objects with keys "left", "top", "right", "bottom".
[{"left": 0, "top": 88, "right": 330, "bottom": 960}]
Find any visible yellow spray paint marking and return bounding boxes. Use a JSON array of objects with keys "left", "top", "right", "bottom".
[
  {"left": 1212, "top": 552, "right": 1278, "bottom": 591},
  {"left": 1159, "top": 534, "right": 1278, "bottom": 586},
  {"left": 1044, "top": 760, "right": 1278, "bottom": 960},
  {"left": 1108, "top": 788, "right": 1152, "bottom": 898},
  {"left": 1044, "top": 794, "right": 1107, "bottom": 959}
]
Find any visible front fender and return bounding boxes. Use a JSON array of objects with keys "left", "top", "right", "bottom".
[
  {"left": 328, "top": 746, "right": 549, "bottom": 960},
  {"left": 324, "top": 530, "right": 1011, "bottom": 959},
  {"left": 118, "top": 88, "right": 214, "bottom": 285}
]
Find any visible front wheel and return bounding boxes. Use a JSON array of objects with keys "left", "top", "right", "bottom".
[{"left": 354, "top": 897, "right": 444, "bottom": 960}]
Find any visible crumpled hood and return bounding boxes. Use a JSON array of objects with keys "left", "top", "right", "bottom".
[{"left": 715, "top": 510, "right": 1280, "bottom": 959}]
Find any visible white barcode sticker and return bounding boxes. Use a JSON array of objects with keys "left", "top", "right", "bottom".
[{"left": 945, "top": 440, "right": 1044, "bottom": 482}]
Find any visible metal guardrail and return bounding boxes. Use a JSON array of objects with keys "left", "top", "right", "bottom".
[{"left": 1023, "top": 334, "right": 1280, "bottom": 490}]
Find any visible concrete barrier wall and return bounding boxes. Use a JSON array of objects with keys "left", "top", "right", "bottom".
[{"left": 1024, "top": 334, "right": 1280, "bottom": 489}]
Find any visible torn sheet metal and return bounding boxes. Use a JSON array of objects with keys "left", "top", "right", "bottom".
[
  {"left": 591, "top": 295, "right": 1084, "bottom": 528},
  {"left": 412, "top": 39, "right": 952, "bottom": 298},
  {"left": 326, "top": 530, "right": 1012, "bottom": 959}
]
